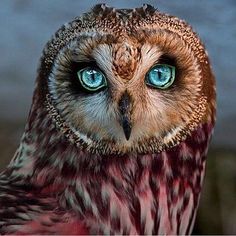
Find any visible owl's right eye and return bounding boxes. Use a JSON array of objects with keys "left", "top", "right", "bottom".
[{"left": 77, "top": 67, "right": 107, "bottom": 92}]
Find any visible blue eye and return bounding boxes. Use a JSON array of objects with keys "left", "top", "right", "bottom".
[
  {"left": 146, "top": 64, "right": 175, "bottom": 89},
  {"left": 77, "top": 67, "right": 107, "bottom": 91}
]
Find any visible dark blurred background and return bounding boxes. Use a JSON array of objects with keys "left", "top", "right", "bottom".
[{"left": 0, "top": 0, "right": 235, "bottom": 234}]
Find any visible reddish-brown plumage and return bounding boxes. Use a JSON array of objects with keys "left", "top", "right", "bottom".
[
  {"left": 0, "top": 104, "right": 214, "bottom": 234},
  {"left": 0, "top": 4, "right": 215, "bottom": 235}
]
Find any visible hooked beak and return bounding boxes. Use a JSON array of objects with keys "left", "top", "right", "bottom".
[{"left": 118, "top": 91, "right": 133, "bottom": 140}]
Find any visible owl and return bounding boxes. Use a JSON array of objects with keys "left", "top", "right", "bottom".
[{"left": 0, "top": 4, "right": 215, "bottom": 235}]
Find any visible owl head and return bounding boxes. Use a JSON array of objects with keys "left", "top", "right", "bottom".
[{"left": 35, "top": 4, "right": 215, "bottom": 155}]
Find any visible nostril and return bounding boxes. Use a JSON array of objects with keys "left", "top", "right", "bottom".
[{"left": 118, "top": 91, "right": 132, "bottom": 115}]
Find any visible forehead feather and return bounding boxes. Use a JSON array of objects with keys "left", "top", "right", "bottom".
[{"left": 112, "top": 42, "right": 140, "bottom": 80}]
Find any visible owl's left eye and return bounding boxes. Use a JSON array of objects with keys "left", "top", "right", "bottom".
[
  {"left": 145, "top": 64, "right": 175, "bottom": 89},
  {"left": 77, "top": 67, "right": 107, "bottom": 91}
]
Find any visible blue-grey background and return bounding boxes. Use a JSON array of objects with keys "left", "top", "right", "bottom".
[{"left": 0, "top": 0, "right": 235, "bottom": 234}]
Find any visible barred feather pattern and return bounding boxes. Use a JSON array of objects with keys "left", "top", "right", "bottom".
[{"left": 0, "top": 97, "right": 214, "bottom": 235}]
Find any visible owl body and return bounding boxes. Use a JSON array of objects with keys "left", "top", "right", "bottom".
[{"left": 0, "top": 5, "right": 215, "bottom": 235}]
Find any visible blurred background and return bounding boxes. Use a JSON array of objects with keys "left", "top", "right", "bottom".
[{"left": 0, "top": 0, "right": 235, "bottom": 234}]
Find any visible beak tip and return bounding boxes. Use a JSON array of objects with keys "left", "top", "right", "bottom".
[
  {"left": 122, "top": 119, "right": 132, "bottom": 141},
  {"left": 124, "top": 131, "right": 131, "bottom": 141}
]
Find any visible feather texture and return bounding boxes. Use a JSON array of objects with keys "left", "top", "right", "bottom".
[{"left": 0, "top": 4, "right": 216, "bottom": 235}]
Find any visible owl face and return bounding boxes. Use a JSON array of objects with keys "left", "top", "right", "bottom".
[{"left": 44, "top": 5, "right": 214, "bottom": 154}]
